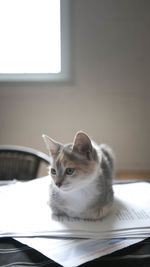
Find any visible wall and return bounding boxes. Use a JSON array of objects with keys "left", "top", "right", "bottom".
[{"left": 0, "top": 0, "right": 150, "bottom": 173}]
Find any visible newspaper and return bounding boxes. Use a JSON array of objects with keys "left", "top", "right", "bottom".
[
  {"left": 0, "top": 176, "right": 150, "bottom": 239},
  {"left": 15, "top": 236, "right": 143, "bottom": 267},
  {"left": 0, "top": 176, "right": 149, "bottom": 266}
]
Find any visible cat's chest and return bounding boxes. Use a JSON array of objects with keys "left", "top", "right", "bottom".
[{"left": 60, "top": 183, "right": 99, "bottom": 213}]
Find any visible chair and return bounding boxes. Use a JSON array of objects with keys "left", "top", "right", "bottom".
[{"left": 0, "top": 145, "right": 50, "bottom": 180}]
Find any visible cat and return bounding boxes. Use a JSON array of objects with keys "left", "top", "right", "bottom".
[{"left": 43, "top": 131, "right": 114, "bottom": 220}]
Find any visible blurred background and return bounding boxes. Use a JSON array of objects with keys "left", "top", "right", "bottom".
[{"left": 0, "top": 0, "right": 150, "bottom": 178}]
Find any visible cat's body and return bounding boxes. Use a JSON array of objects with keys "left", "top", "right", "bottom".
[{"left": 43, "top": 132, "right": 114, "bottom": 220}]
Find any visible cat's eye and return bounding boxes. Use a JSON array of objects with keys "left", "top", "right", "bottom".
[
  {"left": 51, "top": 168, "right": 56, "bottom": 175},
  {"left": 66, "top": 168, "right": 75, "bottom": 175}
]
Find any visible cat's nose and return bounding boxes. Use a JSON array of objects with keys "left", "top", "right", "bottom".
[{"left": 56, "top": 182, "right": 62, "bottom": 188}]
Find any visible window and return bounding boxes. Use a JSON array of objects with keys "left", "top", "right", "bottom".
[{"left": 0, "top": 0, "right": 70, "bottom": 81}]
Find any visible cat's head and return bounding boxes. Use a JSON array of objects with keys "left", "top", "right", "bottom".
[{"left": 42, "top": 132, "right": 99, "bottom": 192}]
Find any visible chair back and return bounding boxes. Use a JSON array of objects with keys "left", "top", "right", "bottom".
[{"left": 0, "top": 145, "right": 50, "bottom": 180}]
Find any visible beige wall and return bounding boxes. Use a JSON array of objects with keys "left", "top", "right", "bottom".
[{"left": 0, "top": 0, "right": 150, "bottom": 173}]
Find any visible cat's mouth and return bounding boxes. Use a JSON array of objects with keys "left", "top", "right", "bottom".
[{"left": 56, "top": 182, "right": 70, "bottom": 191}]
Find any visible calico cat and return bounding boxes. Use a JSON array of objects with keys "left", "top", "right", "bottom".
[{"left": 43, "top": 131, "right": 114, "bottom": 220}]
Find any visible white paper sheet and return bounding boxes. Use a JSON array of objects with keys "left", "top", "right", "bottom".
[{"left": 15, "top": 236, "right": 143, "bottom": 267}]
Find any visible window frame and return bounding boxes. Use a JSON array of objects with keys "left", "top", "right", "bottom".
[{"left": 0, "top": 0, "right": 70, "bottom": 82}]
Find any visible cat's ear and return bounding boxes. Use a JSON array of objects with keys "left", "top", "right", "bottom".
[
  {"left": 72, "top": 131, "right": 92, "bottom": 159},
  {"left": 42, "top": 134, "right": 61, "bottom": 156}
]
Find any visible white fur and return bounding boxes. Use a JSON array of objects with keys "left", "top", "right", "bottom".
[
  {"left": 50, "top": 167, "right": 101, "bottom": 217},
  {"left": 60, "top": 179, "right": 100, "bottom": 215}
]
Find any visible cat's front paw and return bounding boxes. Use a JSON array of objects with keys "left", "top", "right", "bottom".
[
  {"left": 94, "top": 203, "right": 113, "bottom": 219},
  {"left": 80, "top": 203, "right": 113, "bottom": 220},
  {"left": 52, "top": 213, "right": 69, "bottom": 222}
]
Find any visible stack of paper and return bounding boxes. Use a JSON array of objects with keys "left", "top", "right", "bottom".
[{"left": 0, "top": 176, "right": 149, "bottom": 267}]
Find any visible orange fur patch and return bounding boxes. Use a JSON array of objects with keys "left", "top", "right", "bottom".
[{"left": 53, "top": 150, "right": 98, "bottom": 179}]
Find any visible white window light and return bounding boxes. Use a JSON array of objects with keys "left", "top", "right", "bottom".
[{"left": 0, "top": 0, "right": 70, "bottom": 81}]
